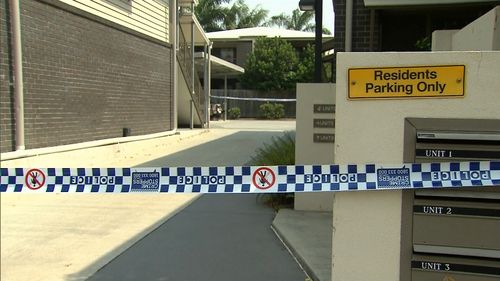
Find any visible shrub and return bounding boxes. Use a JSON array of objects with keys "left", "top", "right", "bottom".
[
  {"left": 259, "top": 103, "right": 285, "bottom": 119},
  {"left": 249, "top": 131, "right": 296, "bottom": 210},
  {"left": 227, "top": 107, "right": 241, "bottom": 119},
  {"left": 249, "top": 131, "right": 295, "bottom": 166}
]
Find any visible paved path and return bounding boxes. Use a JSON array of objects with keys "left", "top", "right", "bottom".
[{"left": 87, "top": 121, "right": 306, "bottom": 281}]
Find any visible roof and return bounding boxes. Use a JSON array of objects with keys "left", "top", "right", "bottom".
[
  {"left": 363, "top": 0, "right": 495, "bottom": 6},
  {"left": 207, "top": 27, "right": 333, "bottom": 41},
  {"left": 180, "top": 13, "right": 209, "bottom": 45},
  {"left": 194, "top": 53, "right": 245, "bottom": 77}
]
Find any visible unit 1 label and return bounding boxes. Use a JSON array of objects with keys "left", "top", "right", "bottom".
[{"left": 313, "top": 133, "right": 335, "bottom": 143}]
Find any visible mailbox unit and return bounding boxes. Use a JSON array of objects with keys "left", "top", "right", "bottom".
[{"left": 403, "top": 118, "right": 500, "bottom": 281}]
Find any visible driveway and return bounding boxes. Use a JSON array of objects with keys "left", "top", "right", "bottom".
[
  {"left": 86, "top": 120, "right": 306, "bottom": 281},
  {"left": 1, "top": 120, "right": 302, "bottom": 281}
]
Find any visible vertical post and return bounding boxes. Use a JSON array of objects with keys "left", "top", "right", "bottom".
[
  {"left": 190, "top": 3, "right": 195, "bottom": 129},
  {"left": 190, "top": 100, "right": 194, "bottom": 129},
  {"left": 369, "top": 9, "right": 375, "bottom": 51},
  {"left": 224, "top": 75, "right": 228, "bottom": 121},
  {"left": 207, "top": 42, "right": 212, "bottom": 126},
  {"left": 170, "top": 0, "right": 178, "bottom": 130},
  {"left": 190, "top": 3, "right": 195, "bottom": 97},
  {"left": 10, "top": 0, "right": 25, "bottom": 150},
  {"left": 204, "top": 44, "right": 209, "bottom": 127},
  {"left": 345, "top": 0, "right": 353, "bottom": 52},
  {"left": 314, "top": 0, "right": 323, "bottom": 83}
]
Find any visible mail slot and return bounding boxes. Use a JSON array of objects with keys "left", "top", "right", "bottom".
[
  {"left": 404, "top": 118, "right": 500, "bottom": 164},
  {"left": 415, "top": 132, "right": 500, "bottom": 162},
  {"left": 403, "top": 118, "right": 500, "bottom": 281},
  {"left": 413, "top": 199, "right": 500, "bottom": 259},
  {"left": 412, "top": 254, "right": 500, "bottom": 281}
]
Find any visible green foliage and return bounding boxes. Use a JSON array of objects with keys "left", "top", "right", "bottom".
[
  {"left": 249, "top": 131, "right": 295, "bottom": 166},
  {"left": 296, "top": 44, "right": 315, "bottom": 83},
  {"left": 242, "top": 37, "right": 316, "bottom": 91},
  {"left": 195, "top": 0, "right": 268, "bottom": 31},
  {"left": 227, "top": 107, "right": 241, "bottom": 119},
  {"left": 259, "top": 103, "right": 285, "bottom": 119},
  {"left": 223, "top": 0, "right": 269, "bottom": 30},
  {"left": 250, "top": 131, "right": 296, "bottom": 210},
  {"left": 267, "top": 9, "right": 315, "bottom": 32},
  {"left": 266, "top": 9, "right": 331, "bottom": 34},
  {"left": 415, "top": 36, "right": 431, "bottom": 51},
  {"left": 194, "top": 0, "right": 230, "bottom": 32},
  {"left": 195, "top": 2, "right": 330, "bottom": 34}
]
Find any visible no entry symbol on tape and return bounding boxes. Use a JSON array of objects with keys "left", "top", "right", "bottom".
[
  {"left": 252, "top": 167, "right": 276, "bottom": 190},
  {"left": 25, "top": 169, "right": 46, "bottom": 190}
]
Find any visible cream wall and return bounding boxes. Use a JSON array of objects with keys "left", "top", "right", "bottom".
[
  {"left": 58, "top": 0, "right": 169, "bottom": 42},
  {"left": 332, "top": 51, "right": 500, "bottom": 281},
  {"left": 432, "top": 6, "right": 499, "bottom": 51},
  {"left": 295, "top": 83, "right": 336, "bottom": 211}
]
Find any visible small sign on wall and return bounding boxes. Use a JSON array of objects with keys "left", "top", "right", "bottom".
[{"left": 348, "top": 65, "right": 465, "bottom": 99}]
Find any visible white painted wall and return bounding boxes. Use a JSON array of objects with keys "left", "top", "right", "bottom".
[
  {"left": 431, "top": 30, "right": 457, "bottom": 51},
  {"left": 332, "top": 51, "right": 500, "bottom": 281},
  {"left": 432, "top": 6, "right": 499, "bottom": 51},
  {"left": 295, "top": 83, "right": 336, "bottom": 211},
  {"left": 59, "top": 0, "right": 169, "bottom": 42}
]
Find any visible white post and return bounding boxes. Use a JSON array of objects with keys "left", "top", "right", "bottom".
[
  {"left": 170, "top": 0, "right": 178, "bottom": 130},
  {"left": 224, "top": 75, "right": 228, "bottom": 121}
]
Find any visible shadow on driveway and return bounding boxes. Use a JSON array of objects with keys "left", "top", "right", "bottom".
[{"left": 80, "top": 130, "right": 306, "bottom": 281}]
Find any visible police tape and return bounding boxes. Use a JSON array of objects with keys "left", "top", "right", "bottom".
[{"left": 1, "top": 161, "right": 499, "bottom": 193}]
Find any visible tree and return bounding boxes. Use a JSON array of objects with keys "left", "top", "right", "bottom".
[
  {"left": 267, "top": 9, "right": 331, "bottom": 34},
  {"left": 194, "top": 0, "right": 230, "bottom": 32},
  {"left": 195, "top": 0, "right": 268, "bottom": 32},
  {"left": 223, "top": 0, "right": 269, "bottom": 30},
  {"left": 240, "top": 37, "right": 314, "bottom": 91},
  {"left": 296, "top": 44, "right": 315, "bottom": 83},
  {"left": 267, "top": 9, "right": 314, "bottom": 32}
]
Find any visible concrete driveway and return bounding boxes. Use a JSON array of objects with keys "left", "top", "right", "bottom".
[{"left": 1, "top": 120, "right": 298, "bottom": 281}]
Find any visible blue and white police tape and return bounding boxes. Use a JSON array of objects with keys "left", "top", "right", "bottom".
[{"left": 1, "top": 161, "right": 499, "bottom": 193}]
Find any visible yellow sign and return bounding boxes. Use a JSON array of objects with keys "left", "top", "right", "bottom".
[{"left": 348, "top": 65, "right": 465, "bottom": 99}]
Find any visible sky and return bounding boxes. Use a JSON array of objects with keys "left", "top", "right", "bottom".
[{"left": 238, "top": 0, "right": 335, "bottom": 33}]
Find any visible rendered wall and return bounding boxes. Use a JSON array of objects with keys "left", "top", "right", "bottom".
[
  {"left": 432, "top": 6, "right": 500, "bottom": 51},
  {"left": 295, "top": 83, "right": 336, "bottom": 211},
  {"left": 332, "top": 51, "right": 500, "bottom": 281}
]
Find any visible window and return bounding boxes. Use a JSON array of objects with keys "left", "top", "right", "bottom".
[{"left": 219, "top": 48, "right": 236, "bottom": 64}]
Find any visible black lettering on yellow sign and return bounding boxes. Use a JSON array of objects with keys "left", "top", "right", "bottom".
[
  {"left": 365, "top": 81, "right": 446, "bottom": 95},
  {"left": 348, "top": 65, "right": 465, "bottom": 99}
]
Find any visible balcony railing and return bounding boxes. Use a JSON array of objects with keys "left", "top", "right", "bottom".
[{"left": 178, "top": 26, "right": 206, "bottom": 126}]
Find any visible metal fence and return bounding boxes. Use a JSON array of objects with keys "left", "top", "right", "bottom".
[{"left": 211, "top": 89, "right": 296, "bottom": 118}]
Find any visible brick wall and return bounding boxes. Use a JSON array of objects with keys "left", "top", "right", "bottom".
[
  {"left": 331, "top": 0, "right": 381, "bottom": 81},
  {"left": 0, "top": 0, "right": 174, "bottom": 153},
  {"left": 1, "top": 0, "right": 15, "bottom": 152}
]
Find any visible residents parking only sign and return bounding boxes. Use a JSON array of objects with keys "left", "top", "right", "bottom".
[{"left": 348, "top": 65, "right": 465, "bottom": 99}]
